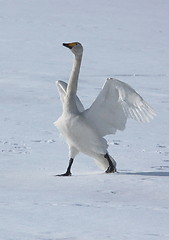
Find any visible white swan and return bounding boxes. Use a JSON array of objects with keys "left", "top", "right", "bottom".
[{"left": 54, "top": 42, "right": 156, "bottom": 176}]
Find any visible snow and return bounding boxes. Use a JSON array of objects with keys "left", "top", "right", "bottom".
[{"left": 0, "top": 0, "right": 169, "bottom": 239}]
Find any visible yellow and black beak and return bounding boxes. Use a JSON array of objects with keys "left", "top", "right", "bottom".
[{"left": 63, "top": 42, "right": 77, "bottom": 49}]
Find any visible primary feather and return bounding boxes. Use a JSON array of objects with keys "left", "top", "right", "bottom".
[{"left": 83, "top": 78, "right": 156, "bottom": 136}]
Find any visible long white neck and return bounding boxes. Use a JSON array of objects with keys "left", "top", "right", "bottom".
[{"left": 65, "top": 54, "right": 82, "bottom": 113}]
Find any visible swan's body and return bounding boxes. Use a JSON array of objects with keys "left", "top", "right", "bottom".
[{"left": 54, "top": 42, "right": 156, "bottom": 176}]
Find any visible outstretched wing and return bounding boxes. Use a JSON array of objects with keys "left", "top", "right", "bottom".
[
  {"left": 56, "top": 80, "right": 85, "bottom": 112},
  {"left": 83, "top": 78, "right": 156, "bottom": 136}
]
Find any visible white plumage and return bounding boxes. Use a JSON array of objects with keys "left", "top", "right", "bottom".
[{"left": 54, "top": 42, "right": 156, "bottom": 176}]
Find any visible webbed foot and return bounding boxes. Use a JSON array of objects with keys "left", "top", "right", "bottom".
[
  {"left": 105, "top": 165, "right": 117, "bottom": 173},
  {"left": 56, "top": 171, "right": 72, "bottom": 177},
  {"left": 55, "top": 158, "right": 74, "bottom": 177}
]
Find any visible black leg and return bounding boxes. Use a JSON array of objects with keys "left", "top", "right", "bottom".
[
  {"left": 56, "top": 158, "right": 74, "bottom": 176},
  {"left": 104, "top": 153, "right": 116, "bottom": 173}
]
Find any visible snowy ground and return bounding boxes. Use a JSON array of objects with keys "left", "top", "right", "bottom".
[{"left": 0, "top": 0, "right": 169, "bottom": 239}]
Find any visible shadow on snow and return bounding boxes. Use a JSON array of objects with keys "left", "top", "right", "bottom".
[{"left": 120, "top": 171, "right": 169, "bottom": 177}]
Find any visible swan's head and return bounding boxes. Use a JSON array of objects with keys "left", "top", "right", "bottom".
[{"left": 63, "top": 42, "right": 83, "bottom": 56}]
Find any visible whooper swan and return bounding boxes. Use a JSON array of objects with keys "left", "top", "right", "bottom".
[{"left": 54, "top": 42, "right": 156, "bottom": 176}]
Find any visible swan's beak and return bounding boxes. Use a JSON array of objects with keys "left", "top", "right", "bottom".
[{"left": 63, "top": 42, "right": 76, "bottom": 49}]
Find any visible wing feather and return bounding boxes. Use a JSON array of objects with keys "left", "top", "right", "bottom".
[
  {"left": 56, "top": 80, "right": 85, "bottom": 112},
  {"left": 83, "top": 78, "right": 156, "bottom": 136}
]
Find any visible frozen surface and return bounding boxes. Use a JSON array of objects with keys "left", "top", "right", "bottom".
[{"left": 0, "top": 0, "right": 169, "bottom": 239}]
